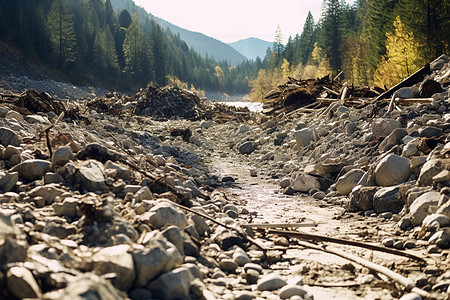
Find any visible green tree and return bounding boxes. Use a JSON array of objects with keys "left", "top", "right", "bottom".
[
  {"left": 273, "top": 25, "right": 284, "bottom": 57},
  {"left": 123, "top": 19, "right": 153, "bottom": 85},
  {"left": 296, "top": 11, "right": 316, "bottom": 65},
  {"left": 317, "top": 0, "right": 343, "bottom": 73},
  {"left": 46, "top": 0, "right": 77, "bottom": 69},
  {"left": 93, "top": 27, "right": 119, "bottom": 71},
  {"left": 396, "top": 0, "right": 450, "bottom": 59}
]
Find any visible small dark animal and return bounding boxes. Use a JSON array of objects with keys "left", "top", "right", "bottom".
[{"left": 170, "top": 128, "right": 192, "bottom": 142}]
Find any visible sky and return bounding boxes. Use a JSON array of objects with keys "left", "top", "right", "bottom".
[{"left": 132, "top": 0, "right": 329, "bottom": 44}]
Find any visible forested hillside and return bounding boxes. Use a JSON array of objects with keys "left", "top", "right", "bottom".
[
  {"left": 250, "top": 0, "right": 450, "bottom": 100},
  {"left": 0, "top": 0, "right": 254, "bottom": 94}
]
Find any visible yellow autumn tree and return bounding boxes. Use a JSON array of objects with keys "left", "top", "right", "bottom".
[
  {"left": 249, "top": 69, "right": 274, "bottom": 101},
  {"left": 302, "top": 43, "right": 331, "bottom": 79},
  {"left": 374, "top": 16, "right": 425, "bottom": 88}
]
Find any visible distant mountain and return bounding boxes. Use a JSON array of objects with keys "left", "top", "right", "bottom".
[
  {"left": 110, "top": 0, "right": 247, "bottom": 65},
  {"left": 229, "top": 38, "right": 272, "bottom": 61},
  {"left": 154, "top": 17, "right": 247, "bottom": 66}
]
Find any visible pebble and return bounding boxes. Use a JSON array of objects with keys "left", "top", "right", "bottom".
[{"left": 279, "top": 285, "right": 308, "bottom": 299}]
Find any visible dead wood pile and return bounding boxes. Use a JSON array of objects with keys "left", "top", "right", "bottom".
[
  {"left": 262, "top": 75, "right": 381, "bottom": 115},
  {"left": 88, "top": 84, "right": 257, "bottom": 123}
]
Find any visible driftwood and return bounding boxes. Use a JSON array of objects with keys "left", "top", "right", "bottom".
[
  {"left": 375, "top": 64, "right": 431, "bottom": 100},
  {"left": 242, "top": 222, "right": 317, "bottom": 229},
  {"left": 268, "top": 229, "right": 425, "bottom": 262},
  {"left": 294, "top": 240, "right": 430, "bottom": 298}
]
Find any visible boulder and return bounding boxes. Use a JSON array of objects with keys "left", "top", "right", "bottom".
[
  {"left": 257, "top": 273, "right": 287, "bottom": 291},
  {"left": 419, "top": 126, "right": 443, "bottom": 138},
  {"left": 279, "top": 285, "right": 308, "bottom": 299},
  {"left": 11, "top": 159, "right": 51, "bottom": 181},
  {"left": 336, "top": 169, "right": 365, "bottom": 195},
  {"left": 75, "top": 159, "right": 107, "bottom": 192},
  {"left": 132, "top": 240, "right": 179, "bottom": 287},
  {"left": 239, "top": 141, "right": 255, "bottom": 155},
  {"left": 145, "top": 201, "right": 187, "bottom": 229},
  {"left": 233, "top": 247, "right": 251, "bottom": 266},
  {"left": 373, "top": 186, "right": 404, "bottom": 213},
  {"left": 410, "top": 191, "right": 441, "bottom": 225},
  {"left": 29, "top": 184, "right": 65, "bottom": 205},
  {"left": 104, "top": 161, "right": 131, "bottom": 180},
  {"left": 374, "top": 154, "right": 412, "bottom": 186},
  {"left": 147, "top": 267, "right": 194, "bottom": 300},
  {"left": 349, "top": 186, "right": 379, "bottom": 211},
  {"left": 371, "top": 119, "right": 401, "bottom": 138},
  {"left": 378, "top": 128, "right": 408, "bottom": 152},
  {"left": 290, "top": 171, "right": 320, "bottom": 192},
  {"left": 418, "top": 159, "right": 450, "bottom": 186},
  {"left": 394, "top": 86, "right": 419, "bottom": 99},
  {"left": 7, "top": 266, "right": 41, "bottom": 299},
  {"left": 294, "top": 128, "right": 316, "bottom": 148},
  {"left": 5, "top": 110, "right": 24, "bottom": 122},
  {"left": 51, "top": 146, "right": 73, "bottom": 166},
  {"left": 0, "top": 127, "right": 22, "bottom": 147},
  {"left": 92, "top": 245, "right": 135, "bottom": 291},
  {"left": 0, "top": 172, "right": 18, "bottom": 192},
  {"left": 53, "top": 197, "right": 79, "bottom": 218}
]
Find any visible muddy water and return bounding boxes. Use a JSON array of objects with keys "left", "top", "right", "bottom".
[{"left": 212, "top": 156, "right": 412, "bottom": 299}]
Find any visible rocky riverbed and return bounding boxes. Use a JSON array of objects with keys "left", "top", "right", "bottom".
[{"left": 0, "top": 55, "right": 449, "bottom": 300}]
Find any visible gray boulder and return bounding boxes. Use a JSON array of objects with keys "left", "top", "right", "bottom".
[
  {"left": 394, "top": 86, "right": 419, "bottom": 99},
  {"left": 418, "top": 159, "right": 450, "bottom": 186},
  {"left": 7, "top": 266, "right": 41, "bottom": 299},
  {"left": 349, "top": 186, "right": 379, "bottom": 211},
  {"left": 147, "top": 267, "right": 194, "bottom": 300},
  {"left": 75, "top": 159, "right": 107, "bottom": 192},
  {"left": 371, "top": 119, "right": 401, "bottom": 138},
  {"left": 378, "top": 128, "right": 408, "bottom": 152},
  {"left": 373, "top": 186, "right": 404, "bottom": 213},
  {"left": 257, "top": 273, "right": 287, "bottom": 291},
  {"left": 11, "top": 159, "right": 51, "bottom": 181},
  {"left": 132, "top": 240, "right": 179, "bottom": 287},
  {"left": 294, "top": 128, "right": 316, "bottom": 148},
  {"left": 51, "top": 146, "right": 73, "bottom": 166},
  {"left": 374, "top": 154, "right": 412, "bottom": 186},
  {"left": 145, "top": 202, "right": 188, "bottom": 229},
  {"left": 0, "top": 127, "right": 22, "bottom": 147},
  {"left": 92, "top": 245, "right": 135, "bottom": 291},
  {"left": 239, "top": 141, "right": 255, "bottom": 154},
  {"left": 336, "top": 169, "right": 365, "bottom": 195}
]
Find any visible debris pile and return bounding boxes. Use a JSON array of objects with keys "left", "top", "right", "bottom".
[{"left": 88, "top": 84, "right": 258, "bottom": 123}]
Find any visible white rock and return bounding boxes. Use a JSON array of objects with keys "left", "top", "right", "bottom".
[
  {"left": 92, "top": 245, "right": 135, "bottom": 291},
  {"left": 336, "top": 169, "right": 365, "bottom": 195},
  {"left": 410, "top": 192, "right": 441, "bottom": 225},
  {"left": 422, "top": 214, "right": 450, "bottom": 227},
  {"left": 146, "top": 201, "right": 188, "bottom": 229},
  {"left": 279, "top": 285, "right": 307, "bottom": 299},
  {"left": 294, "top": 128, "right": 316, "bottom": 148},
  {"left": 233, "top": 247, "right": 251, "bottom": 266},
  {"left": 372, "top": 118, "right": 401, "bottom": 138},
  {"left": 11, "top": 159, "right": 51, "bottom": 181},
  {"left": 290, "top": 171, "right": 320, "bottom": 192}
]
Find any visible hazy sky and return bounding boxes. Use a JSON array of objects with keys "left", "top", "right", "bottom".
[{"left": 133, "top": 0, "right": 328, "bottom": 44}]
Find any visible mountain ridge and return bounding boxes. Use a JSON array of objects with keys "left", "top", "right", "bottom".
[
  {"left": 111, "top": 0, "right": 247, "bottom": 65},
  {"left": 228, "top": 37, "right": 272, "bottom": 61}
]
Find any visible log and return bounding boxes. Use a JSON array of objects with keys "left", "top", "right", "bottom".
[
  {"left": 375, "top": 64, "right": 431, "bottom": 101},
  {"left": 294, "top": 240, "right": 430, "bottom": 298},
  {"left": 242, "top": 222, "right": 317, "bottom": 229},
  {"left": 268, "top": 229, "right": 425, "bottom": 262}
]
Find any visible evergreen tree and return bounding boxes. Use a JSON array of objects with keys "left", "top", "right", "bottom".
[
  {"left": 273, "top": 25, "right": 284, "bottom": 57},
  {"left": 46, "top": 0, "right": 77, "bottom": 69},
  {"left": 296, "top": 11, "right": 316, "bottom": 65},
  {"left": 317, "top": 0, "right": 343, "bottom": 73},
  {"left": 396, "top": 0, "right": 450, "bottom": 59},
  {"left": 123, "top": 19, "right": 153, "bottom": 85},
  {"left": 93, "top": 27, "right": 119, "bottom": 72}
]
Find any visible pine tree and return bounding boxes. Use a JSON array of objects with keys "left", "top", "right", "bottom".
[
  {"left": 93, "top": 27, "right": 119, "bottom": 71},
  {"left": 396, "top": 0, "right": 449, "bottom": 59},
  {"left": 123, "top": 19, "right": 153, "bottom": 85},
  {"left": 296, "top": 11, "right": 316, "bottom": 65},
  {"left": 374, "top": 16, "right": 426, "bottom": 88},
  {"left": 46, "top": 0, "right": 77, "bottom": 69},
  {"left": 317, "top": 0, "right": 343, "bottom": 73},
  {"left": 273, "top": 25, "right": 284, "bottom": 57}
]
